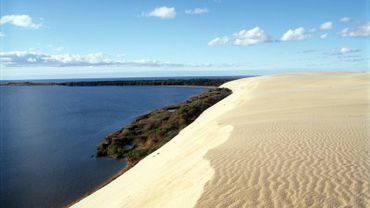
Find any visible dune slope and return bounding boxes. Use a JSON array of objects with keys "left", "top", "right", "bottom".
[{"left": 72, "top": 72, "right": 369, "bottom": 208}]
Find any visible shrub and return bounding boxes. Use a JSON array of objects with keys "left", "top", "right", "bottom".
[{"left": 96, "top": 88, "right": 232, "bottom": 163}]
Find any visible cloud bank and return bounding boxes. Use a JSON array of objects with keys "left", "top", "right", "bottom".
[{"left": 0, "top": 51, "right": 214, "bottom": 68}]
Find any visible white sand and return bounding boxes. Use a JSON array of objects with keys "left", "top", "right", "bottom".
[{"left": 72, "top": 72, "right": 370, "bottom": 208}]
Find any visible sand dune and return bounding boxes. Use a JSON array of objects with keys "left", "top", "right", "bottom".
[{"left": 72, "top": 72, "right": 370, "bottom": 208}]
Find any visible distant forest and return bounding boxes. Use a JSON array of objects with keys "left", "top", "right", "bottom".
[{"left": 0, "top": 78, "right": 246, "bottom": 87}]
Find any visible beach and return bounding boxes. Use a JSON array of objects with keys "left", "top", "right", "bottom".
[{"left": 72, "top": 72, "right": 370, "bottom": 208}]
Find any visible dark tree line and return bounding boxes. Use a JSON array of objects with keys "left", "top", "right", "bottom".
[{"left": 1, "top": 78, "right": 244, "bottom": 87}]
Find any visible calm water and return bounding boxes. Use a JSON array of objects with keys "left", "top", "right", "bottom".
[{"left": 0, "top": 86, "right": 204, "bottom": 208}]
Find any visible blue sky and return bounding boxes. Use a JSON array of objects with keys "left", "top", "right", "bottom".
[{"left": 0, "top": 0, "right": 369, "bottom": 80}]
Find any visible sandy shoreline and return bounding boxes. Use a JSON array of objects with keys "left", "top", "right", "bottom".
[{"left": 72, "top": 72, "right": 369, "bottom": 208}]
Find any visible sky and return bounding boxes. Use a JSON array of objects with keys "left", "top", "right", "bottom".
[{"left": 0, "top": 0, "right": 369, "bottom": 80}]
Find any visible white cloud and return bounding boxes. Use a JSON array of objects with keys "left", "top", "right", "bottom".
[
  {"left": 320, "top": 33, "right": 328, "bottom": 39},
  {"left": 339, "top": 22, "right": 370, "bottom": 37},
  {"left": 208, "top": 37, "right": 230, "bottom": 45},
  {"left": 185, "top": 8, "right": 209, "bottom": 15},
  {"left": 146, "top": 6, "right": 176, "bottom": 19},
  {"left": 339, "top": 47, "right": 359, "bottom": 54},
  {"left": 325, "top": 48, "right": 361, "bottom": 57},
  {"left": 0, "top": 32, "right": 4, "bottom": 37},
  {"left": 0, "top": 51, "right": 214, "bottom": 68},
  {"left": 320, "top": 21, "right": 333, "bottom": 30},
  {"left": 280, "top": 27, "right": 310, "bottom": 41},
  {"left": 209, "top": 27, "right": 270, "bottom": 46},
  {"left": 340, "top": 17, "right": 351, "bottom": 23},
  {"left": 0, "top": 15, "right": 42, "bottom": 29}
]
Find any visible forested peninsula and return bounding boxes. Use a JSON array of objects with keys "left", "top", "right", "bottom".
[{"left": 96, "top": 87, "right": 232, "bottom": 170}]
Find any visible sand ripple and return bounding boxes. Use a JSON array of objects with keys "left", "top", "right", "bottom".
[{"left": 195, "top": 73, "right": 370, "bottom": 208}]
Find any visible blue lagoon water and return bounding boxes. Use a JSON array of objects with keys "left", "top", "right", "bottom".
[{"left": 0, "top": 86, "right": 204, "bottom": 208}]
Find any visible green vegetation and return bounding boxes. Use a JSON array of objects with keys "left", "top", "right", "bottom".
[{"left": 96, "top": 88, "right": 232, "bottom": 163}]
